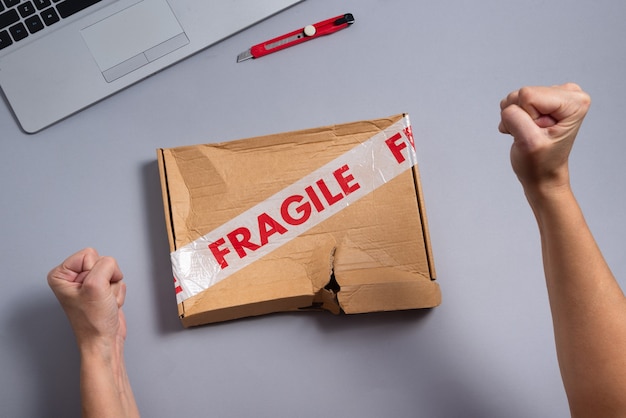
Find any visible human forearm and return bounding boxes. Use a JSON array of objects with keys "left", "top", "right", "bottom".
[
  {"left": 527, "top": 185, "right": 620, "bottom": 310},
  {"left": 526, "top": 185, "right": 626, "bottom": 416},
  {"left": 48, "top": 249, "right": 140, "bottom": 417},
  {"left": 79, "top": 339, "right": 140, "bottom": 418}
]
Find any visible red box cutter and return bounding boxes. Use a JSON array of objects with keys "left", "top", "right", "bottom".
[{"left": 237, "top": 13, "right": 355, "bottom": 62}]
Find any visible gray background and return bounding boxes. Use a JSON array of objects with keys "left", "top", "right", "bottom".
[{"left": 2, "top": 0, "right": 625, "bottom": 417}]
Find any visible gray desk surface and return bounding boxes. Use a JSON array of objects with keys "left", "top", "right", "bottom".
[{"left": 2, "top": 1, "right": 626, "bottom": 417}]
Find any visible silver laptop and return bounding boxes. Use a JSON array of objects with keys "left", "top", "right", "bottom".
[{"left": 0, "top": 0, "right": 302, "bottom": 133}]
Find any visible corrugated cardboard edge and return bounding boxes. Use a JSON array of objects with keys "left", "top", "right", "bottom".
[
  {"left": 410, "top": 160, "right": 437, "bottom": 280},
  {"left": 157, "top": 149, "right": 185, "bottom": 318},
  {"left": 157, "top": 149, "right": 175, "bottom": 251},
  {"left": 179, "top": 295, "right": 314, "bottom": 327}
]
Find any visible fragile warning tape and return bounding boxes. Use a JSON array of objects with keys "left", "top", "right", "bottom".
[{"left": 171, "top": 115, "right": 417, "bottom": 304}]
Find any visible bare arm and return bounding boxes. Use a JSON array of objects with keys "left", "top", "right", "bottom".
[
  {"left": 500, "top": 84, "right": 626, "bottom": 417},
  {"left": 48, "top": 248, "right": 140, "bottom": 418}
]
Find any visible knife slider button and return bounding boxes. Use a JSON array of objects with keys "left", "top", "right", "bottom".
[{"left": 303, "top": 25, "right": 316, "bottom": 37}]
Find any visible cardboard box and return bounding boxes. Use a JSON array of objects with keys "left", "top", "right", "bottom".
[{"left": 157, "top": 114, "right": 440, "bottom": 327}]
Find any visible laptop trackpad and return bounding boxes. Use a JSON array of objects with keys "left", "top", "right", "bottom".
[{"left": 81, "top": 0, "right": 189, "bottom": 83}]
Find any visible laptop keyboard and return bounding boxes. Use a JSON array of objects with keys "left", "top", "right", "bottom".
[{"left": 0, "top": 0, "right": 102, "bottom": 51}]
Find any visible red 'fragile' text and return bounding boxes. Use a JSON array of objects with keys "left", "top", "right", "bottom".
[{"left": 209, "top": 164, "right": 360, "bottom": 269}]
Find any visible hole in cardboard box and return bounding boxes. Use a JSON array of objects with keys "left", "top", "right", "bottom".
[
  {"left": 326, "top": 247, "right": 340, "bottom": 293},
  {"left": 324, "top": 271, "right": 340, "bottom": 294},
  {"left": 298, "top": 247, "right": 342, "bottom": 313}
]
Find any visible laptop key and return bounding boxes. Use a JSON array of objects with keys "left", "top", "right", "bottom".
[
  {"left": 56, "top": 0, "right": 102, "bottom": 19},
  {"left": 0, "top": 29, "right": 12, "bottom": 50},
  {"left": 9, "top": 22, "right": 28, "bottom": 41},
  {"left": 4, "top": 0, "right": 21, "bottom": 8},
  {"left": 25, "top": 14, "right": 44, "bottom": 34},
  {"left": 40, "top": 7, "right": 59, "bottom": 26},
  {"left": 0, "top": 9, "right": 19, "bottom": 30},
  {"left": 18, "top": 2, "right": 37, "bottom": 18},
  {"left": 34, "top": 0, "right": 52, "bottom": 11}
]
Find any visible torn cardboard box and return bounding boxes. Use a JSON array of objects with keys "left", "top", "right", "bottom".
[{"left": 157, "top": 114, "right": 441, "bottom": 327}]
